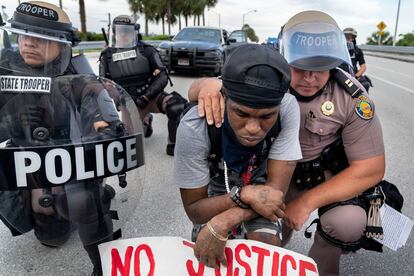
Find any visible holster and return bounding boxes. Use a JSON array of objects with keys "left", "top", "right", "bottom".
[{"left": 293, "top": 138, "right": 349, "bottom": 190}]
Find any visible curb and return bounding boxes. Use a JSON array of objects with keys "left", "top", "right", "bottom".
[{"left": 365, "top": 52, "right": 414, "bottom": 63}]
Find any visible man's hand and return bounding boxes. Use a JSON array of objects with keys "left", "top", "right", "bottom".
[
  {"left": 283, "top": 196, "right": 313, "bottom": 231},
  {"left": 240, "top": 185, "right": 286, "bottom": 222},
  {"left": 194, "top": 220, "right": 227, "bottom": 269},
  {"left": 196, "top": 78, "right": 224, "bottom": 127}
]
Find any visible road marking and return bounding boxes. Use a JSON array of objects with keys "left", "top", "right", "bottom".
[
  {"left": 368, "top": 74, "right": 414, "bottom": 95},
  {"left": 369, "top": 65, "right": 414, "bottom": 80}
]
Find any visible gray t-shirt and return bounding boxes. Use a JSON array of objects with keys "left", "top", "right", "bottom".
[{"left": 173, "top": 93, "right": 302, "bottom": 189}]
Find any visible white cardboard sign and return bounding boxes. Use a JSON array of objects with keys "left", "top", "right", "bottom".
[{"left": 98, "top": 236, "right": 319, "bottom": 276}]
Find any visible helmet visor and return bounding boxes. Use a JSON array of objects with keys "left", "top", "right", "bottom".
[
  {"left": 112, "top": 25, "right": 137, "bottom": 48},
  {"left": 281, "top": 22, "right": 351, "bottom": 71},
  {"left": 0, "top": 26, "right": 71, "bottom": 77}
]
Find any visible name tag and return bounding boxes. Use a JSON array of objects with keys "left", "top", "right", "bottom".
[
  {"left": 112, "top": 50, "right": 137, "bottom": 62},
  {"left": 0, "top": 76, "right": 51, "bottom": 94},
  {"left": 291, "top": 31, "right": 340, "bottom": 53}
]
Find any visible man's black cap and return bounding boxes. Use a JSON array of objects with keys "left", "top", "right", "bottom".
[{"left": 222, "top": 44, "right": 291, "bottom": 108}]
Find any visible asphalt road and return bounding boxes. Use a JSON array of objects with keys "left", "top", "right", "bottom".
[{"left": 0, "top": 54, "right": 413, "bottom": 275}]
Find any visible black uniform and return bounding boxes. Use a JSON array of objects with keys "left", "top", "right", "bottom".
[{"left": 99, "top": 41, "right": 168, "bottom": 106}]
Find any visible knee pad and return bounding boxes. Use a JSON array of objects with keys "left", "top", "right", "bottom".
[
  {"left": 32, "top": 212, "right": 71, "bottom": 246},
  {"left": 64, "top": 181, "right": 112, "bottom": 225},
  {"left": 157, "top": 91, "right": 188, "bottom": 118},
  {"left": 305, "top": 199, "right": 367, "bottom": 252}
]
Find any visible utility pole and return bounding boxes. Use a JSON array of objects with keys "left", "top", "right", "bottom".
[
  {"left": 393, "top": 0, "right": 401, "bottom": 46},
  {"left": 209, "top": 10, "right": 221, "bottom": 28},
  {"left": 242, "top": 10, "right": 257, "bottom": 28}
]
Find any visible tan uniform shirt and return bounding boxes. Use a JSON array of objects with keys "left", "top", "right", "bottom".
[{"left": 297, "top": 76, "right": 384, "bottom": 162}]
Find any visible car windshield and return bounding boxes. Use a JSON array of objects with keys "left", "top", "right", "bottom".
[
  {"left": 229, "top": 31, "right": 247, "bottom": 43},
  {"left": 174, "top": 28, "right": 221, "bottom": 43}
]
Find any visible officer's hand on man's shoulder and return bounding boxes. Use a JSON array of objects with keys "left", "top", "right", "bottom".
[
  {"left": 240, "top": 185, "right": 286, "bottom": 223},
  {"left": 196, "top": 78, "right": 224, "bottom": 127}
]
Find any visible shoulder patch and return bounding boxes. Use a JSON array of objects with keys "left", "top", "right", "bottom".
[{"left": 355, "top": 95, "right": 374, "bottom": 120}]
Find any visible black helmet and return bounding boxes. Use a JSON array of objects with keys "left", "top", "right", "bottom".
[
  {"left": 279, "top": 10, "right": 351, "bottom": 71},
  {"left": 111, "top": 15, "right": 140, "bottom": 48},
  {"left": 9, "top": 1, "right": 79, "bottom": 45},
  {"left": 343, "top": 27, "right": 357, "bottom": 37},
  {"left": 0, "top": 1, "right": 78, "bottom": 76}
]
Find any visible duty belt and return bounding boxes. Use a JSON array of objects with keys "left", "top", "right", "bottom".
[{"left": 293, "top": 139, "right": 349, "bottom": 190}]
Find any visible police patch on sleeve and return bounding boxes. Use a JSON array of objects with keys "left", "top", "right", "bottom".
[{"left": 355, "top": 95, "right": 374, "bottom": 120}]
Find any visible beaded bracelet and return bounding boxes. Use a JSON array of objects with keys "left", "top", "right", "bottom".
[{"left": 206, "top": 221, "right": 228, "bottom": 241}]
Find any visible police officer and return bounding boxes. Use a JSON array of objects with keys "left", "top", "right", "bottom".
[
  {"left": 191, "top": 10, "right": 386, "bottom": 276},
  {"left": 0, "top": 2, "right": 136, "bottom": 275},
  {"left": 99, "top": 15, "right": 187, "bottom": 156},
  {"left": 342, "top": 27, "right": 372, "bottom": 91}
]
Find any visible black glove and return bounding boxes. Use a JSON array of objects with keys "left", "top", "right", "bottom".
[
  {"left": 135, "top": 96, "right": 149, "bottom": 109},
  {"left": 97, "top": 120, "right": 127, "bottom": 140}
]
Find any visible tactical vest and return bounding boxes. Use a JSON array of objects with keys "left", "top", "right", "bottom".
[
  {"left": 105, "top": 46, "right": 151, "bottom": 95},
  {"left": 207, "top": 119, "right": 281, "bottom": 195}
]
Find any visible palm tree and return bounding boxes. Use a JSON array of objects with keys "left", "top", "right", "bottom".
[
  {"left": 367, "top": 31, "right": 393, "bottom": 45},
  {"left": 203, "top": 0, "right": 217, "bottom": 26},
  {"left": 128, "top": 0, "right": 142, "bottom": 22},
  {"left": 79, "top": 0, "right": 86, "bottom": 33}
]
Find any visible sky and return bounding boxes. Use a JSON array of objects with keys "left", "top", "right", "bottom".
[{"left": 2, "top": 0, "right": 413, "bottom": 44}]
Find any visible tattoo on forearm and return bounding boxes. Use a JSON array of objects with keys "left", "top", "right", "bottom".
[{"left": 259, "top": 189, "right": 269, "bottom": 204}]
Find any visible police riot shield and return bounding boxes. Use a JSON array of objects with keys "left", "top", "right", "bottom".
[{"left": 0, "top": 74, "right": 145, "bottom": 250}]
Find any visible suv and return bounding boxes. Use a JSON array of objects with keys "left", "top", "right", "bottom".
[{"left": 158, "top": 27, "right": 241, "bottom": 75}]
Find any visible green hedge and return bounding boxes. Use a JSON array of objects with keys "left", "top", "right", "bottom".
[
  {"left": 142, "top": 34, "right": 171, "bottom": 41},
  {"left": 77, "top": 32, "right": 170, "bottom": 42}
]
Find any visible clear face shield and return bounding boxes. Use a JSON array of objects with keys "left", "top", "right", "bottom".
[
  {"left": 0, "top": 26, "right": 72, "bottom": 77},
  {"left": 112, "top": 24, "right": 137, "bottom": 48},
  {"left": 280, "top": 22, "right": 352, "bottom": 71},
  {"left": 0, "top": 75, "right": 145, "bottom": 252}
]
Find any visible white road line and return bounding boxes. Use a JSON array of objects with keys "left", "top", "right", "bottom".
[
  {"left": 368, "top": 64, "right": 414, "bottom": 80},
  {"left": 368, "top": 74, "right": 414, "bottom": 95}
]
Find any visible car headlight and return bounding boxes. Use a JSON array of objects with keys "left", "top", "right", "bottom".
[
  {"left": 157, "top": 48, "right": 167, "bottom": 56},
  {"left": 205, "top": 49, "right": 222, "bottom": 58}
]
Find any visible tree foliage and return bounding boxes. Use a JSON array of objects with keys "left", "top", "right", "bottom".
[
  {"left": 366, "top": 31, "right": 393, "bottom": 45},
  {"left": 396, "top": 31, "right": 414, "bottom": 46},
  {"left": 242, "top": 24, "right": 259, "bottom": 42}
]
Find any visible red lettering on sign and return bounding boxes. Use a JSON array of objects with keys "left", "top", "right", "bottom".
[
  {"left": 251, "top": 246, "right": 270, "bottom": 276},
  {"left": 182, "top": 240, "right": 195, "bottom": 248},
  {"left": 281, "top": 254, "right": 297, "bottom": 276},
  {"left": 234, "top": 244, "right": 252, "bottom": 276},
  {"left": 111, "top": 246, "right": 133, "bottom": 276},
  {"left": 186, "top": 260, "right": 205, "bottom": 276},
  {"left": 271, "top": 251, "right": 280, "bottom": 276},
  {"left": 133, "top": 244, "right": 155, "bottom": 276},
  {"left": 224, "top": 247, "right": 233, "bottom": 276},
  {"left": 299, "top": 260, "right": 318, "bottom": 276}
]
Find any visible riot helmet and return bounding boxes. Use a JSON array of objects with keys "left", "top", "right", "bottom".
[
  {"left": 279, "top": 10, "right": 351, "bottom": 71},
  {"left": 343, "top": 27, "right": 358, "bottom": 37},
  {"left": 0, "top": 1, "right": 79, "bottom": 76},
  {"left": 111, "top": 15, "right": 139, "bottom": 48}
]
